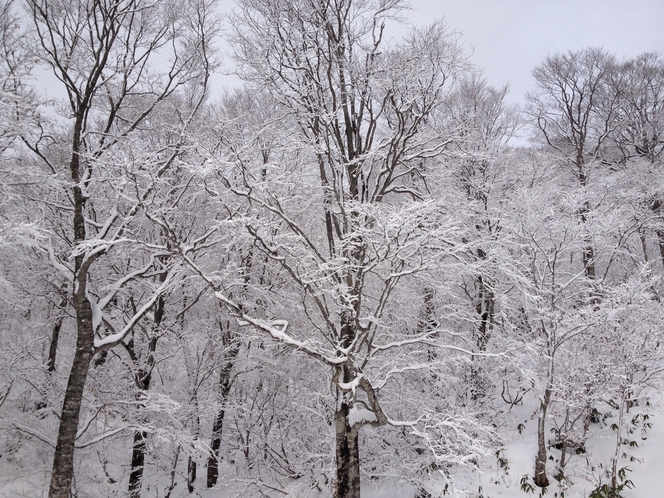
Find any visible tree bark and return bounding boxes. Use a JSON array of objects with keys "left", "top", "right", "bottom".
[
  {"left": 49, "top": 108, "right": 95, "bottom": 497},
  {"left": 187, "top": 454, "right": 197, "bottom": 493},
  {"left": 206, "top": 330, "right": 239, "bottom": 488},
  {"left": 470, "top": 270, "right": 494, "bottom": 400},
  {"left": 128, "top": 290, "right": 164, "bottom": 498},
  {"left": 657, "top": 229, "right": 664, "bottom": 269},
  {"left": 48, "top": 295, "right": 95, "bottom": 498},
  {"left": 128, "top": 430, "right": 148, "bottom": 498},
  {"left": 47, "top": 316, "right": 64, "bottom": 373},
  {"left": 335, "top": 400, "right": 360, "bottom": 498},
  {"left": 534, "top": 385, "right": 552, "bottom": 488},
  {"left": 187, "top": 391, "right": 200, "bottom": 493}
]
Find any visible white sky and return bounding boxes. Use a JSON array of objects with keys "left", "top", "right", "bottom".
[
  {"left": 33, "top": 0, "right": 664, "bottom": 107},
  {"left": 403, "top": 0, "right": 664, "bottom": 103}
]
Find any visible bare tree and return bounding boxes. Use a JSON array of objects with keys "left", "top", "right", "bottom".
[
  {"left": 526, "top": 48, "right": 623, "bottom": 281},
  {"left": 17, "top": 0, "right": 217, "bottom": 496},
  {"left": 146, "top": 2, "right": 495, "bottom": 496}
]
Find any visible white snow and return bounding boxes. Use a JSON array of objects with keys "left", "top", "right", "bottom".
[{"left": 348, "top": 406, "right": 377, "bottom": 426}]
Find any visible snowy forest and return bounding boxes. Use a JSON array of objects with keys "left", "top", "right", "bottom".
[{"left": 1, "top": 0, "right": 664, "bottom": 497}]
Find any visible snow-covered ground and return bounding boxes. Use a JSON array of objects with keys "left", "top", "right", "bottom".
[{"left": 3, "top": 395, "right": 663, "bottom": 498}]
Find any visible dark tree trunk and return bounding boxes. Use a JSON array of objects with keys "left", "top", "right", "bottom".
[
  {"left": 206, "top": 409, "right": 224, "bottom": 488},
  {"left": 579, "top": 201, "right": 596, "bottom": 281},
  {"left": 47, "top": 317, "right": 64, "bottom": 373},
  {"left": 187, "top": 455, "right": 197, "bottom": 493},
  {"left": 334, "top": 352, "right": 361, "bottom": 498},
  {"left": 128, "top": 430, "right": 148, "bottom": 498},
  {"left": 470, "top": 269, "right": 494, "bottom": 400},
  {"left": 47, "top": 292, "right": 68, "bottom": 373},
  {"left": 335, "top": 401, "right": 360, "bottom": 498},
  {"left": 534, "top": 386, "right": 552, "bottom": 488},
  {"left": 48, "top": 93, "right": 94, "bottom": 498},
  {"left": 128, "top": 362, "right": 153, "bottom": 498},
  {"left": 48, "top": 295, "right": 95, "bottom": 498},
  {"left": 206, "top": 331, "right": 239, "bottom": 488},
  {"left": 657, "top": 229, "right": 664, "bottom": 269},
  {"left": 187, "top": 396, "right": 200, "bottom": 493},
  {"left": 127, "top": 290, "right": 163, "bottom": 498}
]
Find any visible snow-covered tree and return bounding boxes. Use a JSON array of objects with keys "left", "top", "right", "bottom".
[{"left": 1, "top": 1, "right": 219, "bottom": 496}]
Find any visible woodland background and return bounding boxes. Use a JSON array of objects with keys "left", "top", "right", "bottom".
[{"left": 1, "top": 1, "right": 664, "bottom": 497}]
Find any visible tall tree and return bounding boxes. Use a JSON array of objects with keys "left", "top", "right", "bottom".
[
  {"left": 154, "top": 2, "right": 494, "bottom": 496},
  {"left": 526, "top": 48, "right": 622, "bottom": 280},
  {"left": 17, "top": 1, "right": 217, "bottom": 496}
]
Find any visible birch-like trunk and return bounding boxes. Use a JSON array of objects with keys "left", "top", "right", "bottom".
[{"left": 534, "top": 381, "right": 553, "bottom": 488}]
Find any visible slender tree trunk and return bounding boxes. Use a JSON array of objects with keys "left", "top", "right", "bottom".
[
  {"left": 579, "top": 201, "right": 596, "bottom": 281},
  {"left": 610, "top": 388, "right": 627, "bottom": 490},
  {"left": 657, "top": 229, "right": 664, "bottom": 269},
  {"left": 187, "top": 455, "right": 197, "bottom": 493},
  {"left": 555, "top": 407, "right": 570, "bottom": 481},
  {"left": 46, "top": 290, "right": 68, "bottom": 372},
  {"left": 334, "top": 240, "right": 363, "bottom": 496},
  {"left": 534, "top": 384, "right": 552, "bottom": 488},
  {"left": 187, "top": 393, "right": 200, "bottom": 493},
  {"left": 47, "top": 317, "right": 64, "bottom": 373},
  {"left": 48, "top": 297, "right": 95, "bottom": 498},
  {"left": 49, "top": 140, "right": 96, "bottom": 498},
  {"left": 128, "top": 288, "right": 164, "bottom": 498},
  {"left": 470, "top": 270, "right": 494, "bottom": 400},
  {"left": 165, "top": 447, "right": 180, "bottom": 498},
  {"left": 206, "top": 330, "right": 239, "bottom": 488},
  {"left": 48, "top": 104, "right": 95, "bottom": 498},
  {"left": 37, "top": 296, "right": 67, "bottom": 413},
  {"left": 129, "top": 430, "right": 148, "bottom": 498},
  {"left": 128, "top": 361, "right": 154, "bottom": 498},
  {"left": 175, "top": 295, "right": 200, "bottom": 494}
]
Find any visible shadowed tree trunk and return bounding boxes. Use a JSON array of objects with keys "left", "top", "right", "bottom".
[
  {"left": 128, "top": 291, "right": 164, "bottom": 498},
  {"left": 206, "top": 322, "right": 240, "bottom": 488},
  {"left": 534, "top": 380, "right": 553, "bottom": 488},
  {"left": 48, "top": 60, "right": 98, "bottom": 496},
  {"left": 48, "top": 276, "right": 95, "bottom": 498},
  {"left": 46, "top": 292, "right": 67, "bottom": 373}
]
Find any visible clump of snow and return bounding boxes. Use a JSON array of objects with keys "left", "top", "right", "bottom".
[{"left": 348, "top": 405, "right": 377, "bottom": 426}]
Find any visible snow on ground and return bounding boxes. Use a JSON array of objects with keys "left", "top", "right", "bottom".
[{"left": 3, "top": 394, "right": 664, "bottom": 497}]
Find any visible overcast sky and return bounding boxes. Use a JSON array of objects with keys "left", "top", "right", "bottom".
[{"left": 403, "top": 0, "right": 664, "bottom": 103}]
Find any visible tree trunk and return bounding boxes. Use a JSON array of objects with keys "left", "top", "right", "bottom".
[
  {"left": 187, "top": 396, "right": 200, "bottom": 493},
  {"left": 127, "top": 289, "right": 164, "bottom": 498},
  {"left": 47, "top": 317, "right": 64, "bottom": 373},
  {"left": 657, "top": 229, "right": 664, "bottom": 269},
  {"left": 335, "top": 401, "right": 360, "bottom": 498},
  {"left": 48, "top": 298, "right": 95, "bottom": 498},
  {"left": 334, "top": 297, "right": 361, "bottom": 498},
  {"left": 129, "top": 430, "right": 148, "bottom": 498},
  {"left": 610, "top": 388, "right": 627, "bottom": 491},
  {"left": 534, "top": 386, "right": 552, "bottom": 488},
  {"left": 470, "top": 271, "right": 494, "bottom": 400},
  {"left": 128, "top": 363, "right": 155, "bottom": 498},
  {"left": 579, "top": 201, "right": 596, "bottom": 281},
  {"left": 206, "top": 333, "right": 239, "bottom": 488},
  {"left": 187, "top": 455, "right": 197, "bottom": 493},
  {"left": 47, "top": 291, "right": 68, "bottom": 373}
]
